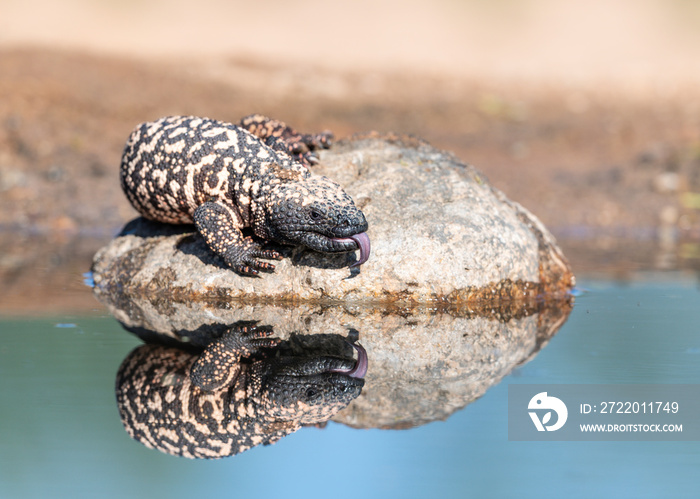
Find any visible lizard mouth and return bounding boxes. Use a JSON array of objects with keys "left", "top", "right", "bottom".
[
  {"left": 295, "top": 231, "right": 371, "bottom": 268},
  {"left": 329, "top": 232, "right": 370, "bottom": 268},
  {"left": 276, "top": 343, "right": 368, "bottom": 379},
  {"left": 328, "top": 342, "right": 368, "bottom": 378}
]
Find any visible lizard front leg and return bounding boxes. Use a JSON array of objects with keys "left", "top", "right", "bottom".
[
  {"left": 193, "top": 201, "right": 282, "bottom": 276},
  {"left": 190, "top": 323, "right": 280, "bottom": 391},
  {"left": 239, "top": 114, "right": 333, "bottom": 167}
]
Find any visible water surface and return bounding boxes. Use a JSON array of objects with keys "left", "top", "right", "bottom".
[{"left": 1, "top": 276, "right": 699, "bottom": 498}]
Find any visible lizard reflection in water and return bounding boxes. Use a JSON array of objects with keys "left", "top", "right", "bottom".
[{"left": 115, "top": 324, "right": 366, "bottom": 459}]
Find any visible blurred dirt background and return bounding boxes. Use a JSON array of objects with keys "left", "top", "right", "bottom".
[{"left": 2, "top": 0, "right": 700, "bottom": 312}]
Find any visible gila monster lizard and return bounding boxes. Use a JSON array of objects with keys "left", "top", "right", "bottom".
[
  {"left": 116, "top": 324, "right": 367, "bottom": 458},
  {"left": 119, "top": 115, "right": 370, "bottom": 275}
]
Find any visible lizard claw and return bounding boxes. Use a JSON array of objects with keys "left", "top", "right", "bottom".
[
  {"left": 313, "top": 130, "right": 333, "bottom": 149},
  {"left": 253, "top": 261, "right": 276, "bottom": 272},
  {"left": 229, "top": 247, "right": 282, "bottom": 276},
  {"left": 226, "top": 323, "right": 281, "bottom": 354},
  {"left": 237, "top": 324, "right": 281, "bottom": 350},
  {"left": 256, "top": 249, "right": 283, "bottom": 260},
  {"left": 306, "top": 153, "right": 320, "bottom": 165},
  {"left": 235, "top": 266, "right": 259, "bottom": 276},
  {"left": 285, "top": 132, "right": 333, "bottom": 166},
  {"left": 234, "top": 261, "right": 275, "bottom": 276}
]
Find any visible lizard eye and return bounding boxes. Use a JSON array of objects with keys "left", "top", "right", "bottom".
[
  {"left": 305, "top": 388, "right": 318, "bottom": 400},
  {"left": 310, "top": 210, "right": 321, "bottom": 220}
]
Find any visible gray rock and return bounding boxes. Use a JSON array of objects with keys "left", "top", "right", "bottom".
[{"left": 92, "top": 134, "right": 574, "bottom": 305}]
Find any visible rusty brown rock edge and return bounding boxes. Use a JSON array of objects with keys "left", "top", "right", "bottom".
[{"left": 92, "top": 232, "right": 574, "bottom": 327}]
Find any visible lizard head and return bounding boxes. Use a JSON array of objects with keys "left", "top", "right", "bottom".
[
  {"left": 259, "top": 173, "right": 370, "bottom": 267},
  {"left": 254, "top": 343, "right": 367, "bottom": 424}
]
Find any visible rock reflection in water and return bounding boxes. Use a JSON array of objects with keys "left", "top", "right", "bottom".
[
  {"left": 116, "top": 323, "right": 366, "bottom": 459},
  {"left": 99, "top": 282, "right": 572, "bottom": 434}
]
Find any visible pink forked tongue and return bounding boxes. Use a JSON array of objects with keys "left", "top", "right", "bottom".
[
  {"left": 331, "top": 232, "right": 370, "bottom": 268},
  {"left": 329, "top": 342, "right": 368, "bottom": 379}
]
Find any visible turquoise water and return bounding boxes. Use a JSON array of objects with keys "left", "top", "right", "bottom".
[{"left": 1, "top": 277, "right": 699, "bottom": 498}]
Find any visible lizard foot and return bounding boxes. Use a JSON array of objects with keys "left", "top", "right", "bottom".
[
  {"left": 240, "top": 114, "right": 333, "bottom": 167},
  {"left": 227, "top": 246, "right": 283, "bottom": 276}
]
